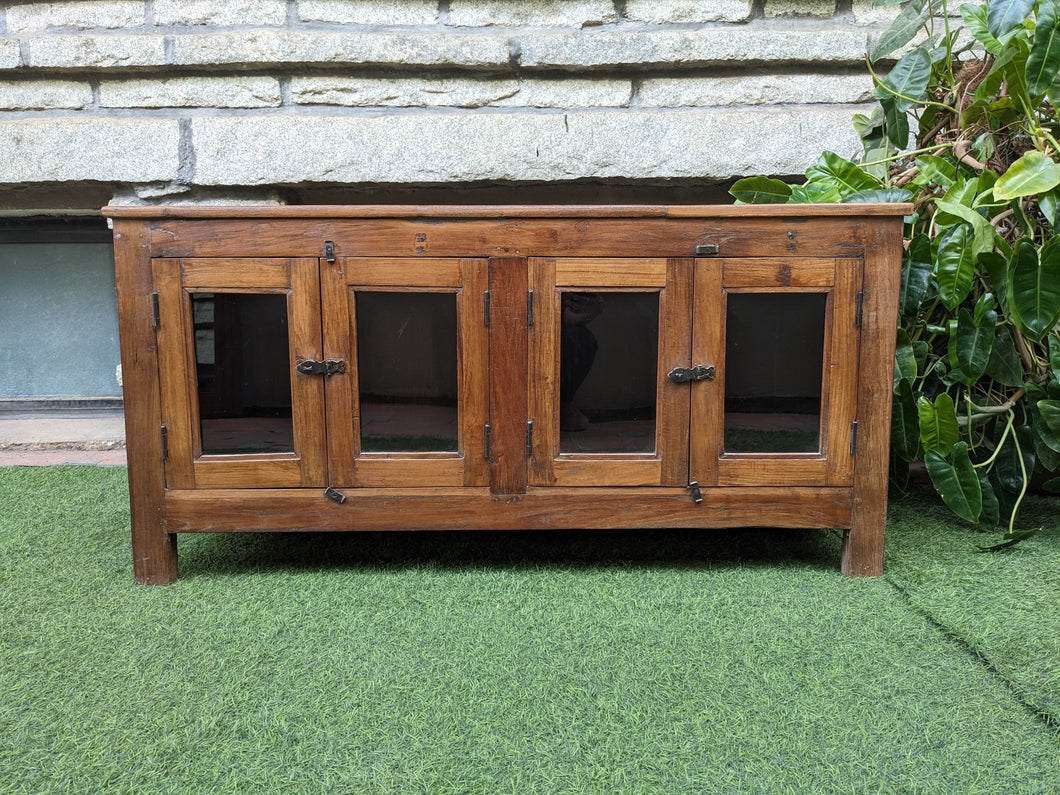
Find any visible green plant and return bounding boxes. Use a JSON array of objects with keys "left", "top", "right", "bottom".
[{"left": 731, "top": 0, "right": 1060, "bottom": 545}]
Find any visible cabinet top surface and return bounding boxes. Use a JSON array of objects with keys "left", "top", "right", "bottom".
[{"left": 102, "top": 203, "right": 913, "bottom": 220}]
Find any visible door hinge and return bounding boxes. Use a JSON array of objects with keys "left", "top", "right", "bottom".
[
  {"left": 850, "top": 420, "right": 859, "bottom": 456},
  {"left": 527, "top": 290, "right": 534, "bottom": 327},
  {"left": 324, "top": 240, "right": 335, "bottom": 263},
  {"left": 151, "top": 292, "right": 160, "bottom": 329},
  {"left": 296, "top": 358, "right": 346, "bottom": 376},
  {"left": 160, "top": 425, "right": 168, "bottom": 461},
  {"left": 855, "top": 290, "right": 864, "bottom": 328},
  {"left": 484, "top": 424, "right": 491, "bottom": 460},
  {"left": 526, "top": 421, "right": 533, "bottom": 457},
  {"left": 484, "top": 290, "right": 491, "bottom": 327}
]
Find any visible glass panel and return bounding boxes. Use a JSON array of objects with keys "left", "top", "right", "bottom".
[
  {"left": 560, "top": 291, "right": 659, "bottom": 454},
  {"left": 355, "top": 291, "right": 459, "bottom": 453},
  {"left": 193, "top": 292, "right": 294, "bottom": 455},
  {"left": 724, "top": 292, "right": 826, "bottom": 453}
]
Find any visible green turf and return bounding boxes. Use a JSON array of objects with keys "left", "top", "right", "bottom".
[{"left": 1, "top": 466, "right": 1058, "bottom": 794}]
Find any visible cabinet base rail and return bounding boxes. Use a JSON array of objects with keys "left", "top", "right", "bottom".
[
  {"left": 163, "top": 486, "right": 854, "bottom": 533},
  {"left": 136, "top": 486, "right": 884, "bottom": 584}
]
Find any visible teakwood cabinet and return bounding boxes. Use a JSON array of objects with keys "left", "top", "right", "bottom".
[{"left": 105, "top": 205, "right": 909, "bottom": 584}]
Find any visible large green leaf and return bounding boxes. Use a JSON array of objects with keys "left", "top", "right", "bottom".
[
  {"left": 894, "top": 329, "right": 917, "bottom": 389},
  {"left": 880, "top": 94, "right": 911, "bottom": 149},
  {"left": 1027, "top": 0, "right": 1060, "bottom": 96},
  {"left": 994, "top": 150, "right": 1060, "bottom": 199},
  {"left": 994, "top": 424, "right": 1035, "bottom": 492},
  {"left": 925, "top": 442, "right": 983, "bottom": 523},
  {"left": 871, "top": 0, "right": 931, "bottom": 60},
  {"left": 892, "top": 378, "right": 920, "bottom": 462},
  {"left": 933, "top": 199, "right": 995, "bottom": 256},
  {"left": 914, "top": 155, "right": 958, "bottom": 189},
  {"left": 875, "top": 47, "right": 932, "bottom": 110},
  {"left": 1038, "top": 398, "right": 1060, "bottom": 436},
  {"left": 978, "top": 470, "right": 1001, "bottom": 529},
  {"left": 729, "top": 176, "right": 792, "bottom": 204},
  {"left": 1026, "top": 383, "right": 1060, "bottom": 463},
  {"left": 805, "top": 152, "right": 881, "bottom": 197},
  {"left": 980, "top": 251, "right": 1010, "bottom": 308},
  {"left": 952, "top": 306, "right": 997, "bottom": 384},
  {"left": 963, "top": 2, "right": 1006, "bottom": 54},
  {"left": 1008, "top": 237, "right": 1060, "bottom": 340},
  {"left": 987, "top": 0, "right": 1036, "bottom": 40},
  {"left": 936, "top": 223, "right": 977, "bottom": 309},
  {"left": 985, "top": 324, "right": 1026, "bottom": 386},
  {"left": 900, "top": 234, "right": 933, "bottom": 318},
  {"left": 1049, "top": 333, "right": 1060, "bottom": 382},
  {"left": 843, "top": 188, "right": 915, "bottom": 204},
  {"left": 918, "top": 392, "right": 960, "bottom": 454},
  {"left": 789, "top": 183, "right": 842, "bottom": 203}
]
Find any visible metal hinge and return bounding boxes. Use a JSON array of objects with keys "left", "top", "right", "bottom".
[
  {"left": 160, "top": 425, "right": 168, "bottom": 461},
  {"left": 484, "top": 291, "right": 491, "bottom": 327},
  {"left": 855, "top": 290, "right": 864, "bottom": 328},
  {"left": 850, "top": 420, "right": 859, "bottom": 456},
  {"left": 527, "top": 290, "right": 534, "bottom": 327},
  {"left": 695, "top": 244, "right": 720, "bottom": 256},
  {"left": 151, "top": 293, "right": 160, "bottom": 329},
  {"left": 484, "top": 424, "right": 491, "bottom": 460},
  {"left": 526, "top": 421, "right": 533, "bottom": 457},
  {"left": 324, "top": 240, "right": 335, "bottom": 263}
]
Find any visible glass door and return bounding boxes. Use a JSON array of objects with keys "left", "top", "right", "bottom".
[
  {"left": 690, "top": 257, "right": 862, "bottom": 488},
  {"left": 152, "top": 257, "right": 326, "bottom": 489},
  {"left": 322, "top": 258, "right": 489, "bottom": 487},
  {"left": 528, "top": 257, "right": 692, "bottom": 487}
]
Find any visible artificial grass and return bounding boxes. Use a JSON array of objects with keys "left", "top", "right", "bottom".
[
  {"left": 885, "top": 487, "right": 1060, "bottom": 733},
  {"left": 1, "top": 466, "right": 1058, "bottom": 794}
]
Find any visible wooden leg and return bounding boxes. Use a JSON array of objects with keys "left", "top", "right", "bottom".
[
  {"left": 132, "top": 513, "right": 178, "bottom": 585},
  {"left": 841, "top": 515, "right": 884, "bottom": 577},
  {"left": 114, "top": 219, "right": 178, "bottom": 584}
]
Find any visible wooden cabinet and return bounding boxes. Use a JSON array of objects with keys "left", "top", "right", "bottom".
[{"left": 105, "top": 205, "right": 909, "bottom": 584}]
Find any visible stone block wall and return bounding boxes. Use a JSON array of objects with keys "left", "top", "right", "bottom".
[{"left": 0, "top": 0, "right": 903, "bottom": 212}]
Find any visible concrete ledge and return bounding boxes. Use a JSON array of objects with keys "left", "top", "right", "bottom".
[
  {"left": 0, "top": 118, "right": 180, "bottom": 183},
  {"left": 191, "top": 108, "right": 863, "bottom": 185}
]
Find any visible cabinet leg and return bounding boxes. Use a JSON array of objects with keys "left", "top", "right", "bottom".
[
  {"left": 132, "top": 521, "right": 178, "bottom": 585},
  {"left": 840, "top": 520, "right": 884, "bottom": 577}
]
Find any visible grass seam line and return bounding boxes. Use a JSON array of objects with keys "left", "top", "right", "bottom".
[{"left": 884, "top": 573, "right": 1060, "bottom": 736}]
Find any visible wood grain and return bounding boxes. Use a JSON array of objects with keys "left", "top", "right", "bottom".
[
  {"left": 140, "top": 217, "right": 879, "bottom": 260},
  {"left": 459, "top": 259, "right": 491, "bottom": 486},
  {"left": 164, "top": 486, "right": 854, "bottom": 533},
  {"left": 844, "top": 220, "right": 903, "bottom": 576},
  {"left": 488, "top": 256, "right": 529, "bottom": 495},
  {"left": 722, "top": 257, "right": 835, "bottom": 288},
  {"left": 555, "top": 258, "right": 668, "bottom": 287},
  {"left": 689, "top": 258, "right": 723, "bottom": 487},
  {"left": 104, "top": 203, "right": 912, "bottom": 220},
  {"left": 342, "top": 257, "right": 462, "bottom": 287},
  {"left": 113, "top": 221, "right": 177, "bottom": 584},
  {"left": 528, "top": 257, "right": 558, "bottom": 486}
]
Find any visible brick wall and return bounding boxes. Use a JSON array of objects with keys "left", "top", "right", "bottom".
[{"left": 0, "top": 0, "right": 901, "bottom": 212}]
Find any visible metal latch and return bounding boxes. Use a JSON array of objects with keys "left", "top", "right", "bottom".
[
  {"left": 323, "top": 486, "right": 346, "bottom": 504},
  {"left": 667, "top": 364, "right": 715, "bottom": 383},
  {"left": 324, "top": 241, "right": 335, "bottom": 263},
  {"left": 695, "top": 244, "right": 719, "bottom": 256},
  {"left": 296, "top": 359, "right": 347, "bottom": 376},
  {"left": 688, "top": 481, "right": 703, "bottom": 503}
]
